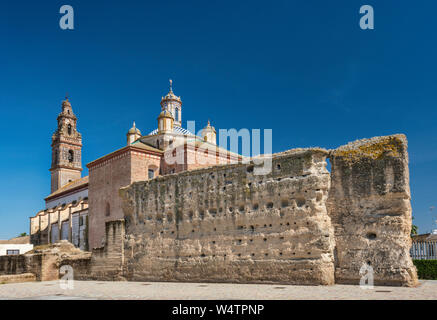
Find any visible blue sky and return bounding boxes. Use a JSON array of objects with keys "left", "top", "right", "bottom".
[{"left": 0, "top": 1, "right": 436, "bottom": 238}]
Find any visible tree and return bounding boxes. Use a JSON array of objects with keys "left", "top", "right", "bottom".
[
  {"left": 411, "top": 217, "right": 418, "bottom": 236},
  {"left": 18, "top": 232, "right": 27, "bottom": 237},
  {"left": 411, "top": 225, "right": 418, "bottom": 236}
]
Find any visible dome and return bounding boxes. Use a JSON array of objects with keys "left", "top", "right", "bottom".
[
  {"left": 158, "top": 109, "right": 174, "bottom": 119},
  {"left": 203, "top": 120, "right": 216, "bottom": 133},
  {"left": 128, "top": 122, "right": 141, "bottom": 135},
  {"left": 160, "top": 79, "right": 182, "bottom": 107},
  {"left": 148, "top": 126, "right": 194, "bottom": 136},
  {"left": 62, "top": 94, "right": 72, "bottom": 107}
]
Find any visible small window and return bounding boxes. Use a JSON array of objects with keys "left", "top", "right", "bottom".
[
  {"left": 67, "top": 124, "right": 72, "bottom": 135},
  {"left": 148, "top": 169, "right": 155, "bottom": 179},
  {"left": 6, "top": 250, "right": 19, "bottom": 255},
  {"left": 79, "top": 216, "right": 84, "bottom": 226},
  {"left": 105, "top": 203, "right": 110, "bottom": 217},
  {"left": 68, "top": 150, "right": 74, "bottom": 163}
]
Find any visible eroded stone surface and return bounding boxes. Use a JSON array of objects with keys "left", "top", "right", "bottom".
[
  {"left": 117, "top": 134, "right": 418, "bottom": 286},
  {"left": 119, "top": 149, "right": 335, "bottom": 285},
  {"left": 327, "top": 134, "right": 418, "bottom": 286}
]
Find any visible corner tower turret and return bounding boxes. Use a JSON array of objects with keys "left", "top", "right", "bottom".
[
  {"left": 202, "top": 120, "right": 217, "bottom": 145},
  {"left": 127, "top": 121, "right": 141, "bottom": 145}
]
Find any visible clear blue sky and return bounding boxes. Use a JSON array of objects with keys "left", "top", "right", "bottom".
[{"left": 0, "top": 1, "right": 436, "bottom": 239}]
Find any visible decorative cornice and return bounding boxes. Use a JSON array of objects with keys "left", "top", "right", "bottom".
[
  {"left": 87, "top": 145, "right": 163, "bottom": 169},
  {"left": 44, "top": 183, "right": 88, "bottom": 201}
]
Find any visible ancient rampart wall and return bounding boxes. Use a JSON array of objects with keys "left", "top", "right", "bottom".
[
  {"left": 116, "top": 134, "right": 418, "bottom": 286},
  {"left": 119, "top": 149, "right": 336, "bottom": 285},
  {"left": 327, "top": 134, "right": 417, "bottom": 286}
]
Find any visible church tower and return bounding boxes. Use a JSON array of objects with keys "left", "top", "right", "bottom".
[
  {"left": 49, "top": 96, "right": 82, "bottom": 193},
  {"left": 160, "top": 79, "right": 182, "bottom": 127}
]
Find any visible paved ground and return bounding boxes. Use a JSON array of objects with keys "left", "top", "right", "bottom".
[{"left": 0, "top": 280, "right": 436, "bottom": 300}]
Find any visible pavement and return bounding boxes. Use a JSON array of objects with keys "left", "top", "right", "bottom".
[{"left": 0, "top": 280, "right": 436, "bottom": 300}]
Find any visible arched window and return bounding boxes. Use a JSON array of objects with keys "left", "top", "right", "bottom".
[
  {"left": 68, "top": 150, "right": 74, "bottom": 163},
  {"left": 148, "top": 169, "right": 155, "bottom": 179},
  {"left": 67, "top": 124, "right": 72, "bottom": 135},
  {"left": 175, "top": 108, "right": 179, "bottom": 122},
  {"left": 105, "top": 203, "right": 110, "bottom": 216}
]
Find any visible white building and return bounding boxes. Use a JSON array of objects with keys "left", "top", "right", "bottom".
[{"left": 0, "top": 236, "right": 33, "bottom": 256}]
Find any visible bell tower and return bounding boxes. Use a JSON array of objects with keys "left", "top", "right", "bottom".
[
  {"left": 50, "top": 95, "right": 82, "bottom": 193},
  {"left": 160, "top": 79, "right": 182, "bottom": 127}
]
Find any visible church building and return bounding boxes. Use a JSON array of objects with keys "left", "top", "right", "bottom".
[{"left": 30, "top": 81, "right": 241, "bottom": 250}]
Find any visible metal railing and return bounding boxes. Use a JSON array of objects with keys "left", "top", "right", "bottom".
[{"left": 411, "top": 241, "right": 437, "bottom": 260}]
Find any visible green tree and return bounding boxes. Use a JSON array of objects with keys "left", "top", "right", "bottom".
[
  {"left": 411, "top": 217, "right": 418, "bottom": 236},
  {"left": 18, "top": 232, "right": 27, "bottom": 237}
]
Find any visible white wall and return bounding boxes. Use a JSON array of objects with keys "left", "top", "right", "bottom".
[
  {"left": 45, "top": 189, "right": 88, "bottom": 209},
  {"left": 0, "top": 244, "right": 33, "bottom": 256}
]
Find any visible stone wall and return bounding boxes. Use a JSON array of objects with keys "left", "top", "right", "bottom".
[
  {"left": 327, "top": 134, "right": 418, "bottom": 286},
  {"left": 0, "top": 241, "right": 91, "bottom": 283},
  {"left": 119, "top": 148, "right": 336, "bottom": 285},
  {"left": 88, "top": 220, "right": 125, "bottom": 280},
  {"left": 0, "top": 255, "right": 28, "bottom": 275},
  {"left": 115, "top": 134, "right": 418, "bottom": 286}
]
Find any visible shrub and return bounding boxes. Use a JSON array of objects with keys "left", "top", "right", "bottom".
[{"left": 413, "top": 260, "right": 437, "bottom": 280}]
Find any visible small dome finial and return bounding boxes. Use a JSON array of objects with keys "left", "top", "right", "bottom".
[
  {"left": 169, "top": 79, "right": 173, "bottom": 92},
  {"left": 65, "top": 92, "right": 69, "bottom": 101},
  {"left": 133, "top": 121, "right": 136, "bottom": 128}
]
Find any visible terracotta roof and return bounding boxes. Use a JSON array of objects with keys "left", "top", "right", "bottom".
[
  {"left": 45, "top": 176, "right": 89, "bottom": 200},
  {"left": 188, "top": 139, "right": 242, "bottom": 159},
  {"left": 130, "top": 140, "right": 163, "bottom": 153},
  {"left": 0, "top": 236, "right": 30, "bottom": 244},
  {"left": 87, "top": 141, "right": 163, "bottom": 168}
]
